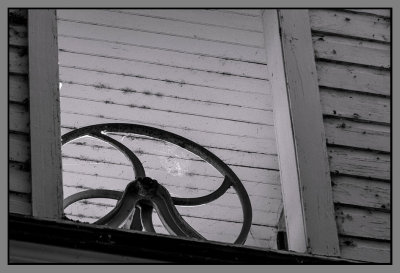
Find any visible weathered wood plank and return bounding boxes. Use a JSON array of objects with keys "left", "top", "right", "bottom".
[
  {"left": 9, "top": 103, "right": 30, "bottom": 134},
  {"left": 320, "top": 88, "right": 390, "bottom": 124},
  {"left": 328, "top": 147, "right": 390, "bottom": 180},
  {"left": 9, "top": 73, "right": 29, "bottom": 103},
  {"left": 275, "top": 10, "right": 340, "bottom": 255},
  {"left": 60, "top": 97, "right": 274, "bottom": 139},
  {"left": 57, "top": 10, "right": 265, "bottom": 47},
  {"left": 9, "top": 163, "right": 31, "bottom": 194},
  {"left": 317, "top": 61, "right": 390, "bottom": 96},
  {"left": 57, "top": 20, "right": 267, "bottom": 63},
  {"left": 214, "top": 9, "right": 262, "bottom": 17},
  {"left": 332, "top": 175, "right": 390, "bottom": 210},
  {"left": 62, "top": 135, "right": 278, "bottom": 170},
  {"left": 339, "top": 236, "right": 390, "bottom": 263},
  {"left": 59, "top": 51, "right": 270, "bottom": 95},
  {"left": 345, "top": 9, "right": 391, "bottom": 18},
  {"left": 28, "top": 10, "right": 63, "bottom": 219},
  {"left": 312, "top": 34, "right": 390, "bottom": 68},
  {"left": 9, "top": 133, "right": 30, "bottom": 163},
  {"left": 9, "top": 46, "right": 28, "bottom": 74},
  {"left": 9, "top": 193, "right": 31, "bottom": 215},
  {"left": 335, "top": 205, "right": 390, "bottom": 240},
  {"left": 58, "top": 36, "right": 268, "bottom": 79},
  {"left": 9, "top": 24, "right": 28, "bottom": 47},
  {"left": 110, "top": 9, "right": 264, "bottom": 32},
  {"left": 324, "top": 117, "right": 390, "bottom": 152},
  {"left": 59, "top": 68, "right": 273, "bottom": 111},
  {"left": 309, "top": 9, "right": 390, "bottom": 42},
  {"left": 60, "top": 82, "right": 274, "bottom": 127}
]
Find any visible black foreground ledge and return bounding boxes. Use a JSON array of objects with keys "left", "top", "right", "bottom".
[{"left": 9, "top": 213, "right": 360, "bottom": 264}]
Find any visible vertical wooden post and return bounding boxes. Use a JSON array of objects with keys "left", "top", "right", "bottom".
[
  {"left": 262, "top": 9, "right": 340, "bottom": 256},
  {"left": 28, "top": 9, "right": 63, "bottom": 219}
]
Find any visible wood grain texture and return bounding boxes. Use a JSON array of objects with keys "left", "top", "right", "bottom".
[
  {"left": 328, "top": 147, "right": 390, "bottom": 180},
  {"left": 277, "top": 9, "right": 340, "bottom": 256},
  {"left": 57, "top": 10, "right": 265, "bottom": 47},
  {"left": 312, "top": 34, "right": 390, "bottom": 68},
  {"left": 345, "top": 9, "right": 391, "bottom": 18},
  {"left": 335, "top": 205, "right": 390, "bottom": 240},
  {"left": 332, "top": 175, "right": 390, "bottom": 210},
  {"left": 57, "top": 20, "right": 267, "bottom": 63},
  {"left": 309, "top": 9, "right": 390, "bottom": 42},
  {"left": 316, "top": 61, "right": 390, "bottom": 96},
  {"left": 9, "top": 163, "right": 31, "bottom": 194},
  {"left": 9, "top": 46, "right": 28, "bottom": 74},
  {"left": 324, "top": 117, "right": 390, "bottom": 152},
  {"left": 320, "top": 88, "right": 390, "bottom": 124},
  {"left": 9, "top": 133, "right": 30, "bottom": 163},
  {"left": 9, "top": 74, "right": 29, "bottom": 103},
  {"left": 339, "top": 236, "right": 390, "bottom": 263},
  {"left": 28, "top": 10, "right": 63, "bottom": 219},
  {"left": 9, "top": 24, "right": 28, "bottom": 47},
  {"left": 10, "top": 193, "right": 31, "bottom": 215},
  {"left": 9, "top": 103, "right": 30, "bottom": 134}
]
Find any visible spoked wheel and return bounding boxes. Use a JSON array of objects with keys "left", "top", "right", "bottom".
[{"left": 62, "top": 123, "right": 252, "bottom": 245}]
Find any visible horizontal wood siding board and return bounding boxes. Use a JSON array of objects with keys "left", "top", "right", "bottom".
[
  {"left": 110, "top": 9, "right": 264, "bottom": 32},
  {"left": 323, "top": 117, "right": 390, "bottom": 152},
  {"left": 320, "top": 88, "right": 390, "bottom": 124},
  {"left": 9, "top": 133, "right": 30, "bottom": 163},
  {"left": 316, "top": 61, "right": 390, "bottom": 96},
  {"left": 59, "top": 51, "right": 269, "bottom": 95},
  {"left": 60, "top": 83, "right": 273, "bottom": 127},
  {"left": 9, "top": 163, "right": 31, "bottom": 194},
  {"left": 9, "top": 46, "right": 28, "bottom": 74},
  {"left": 57, "top": 20, "right": 267, "bottom": 63},
  {"left": 58, "top": 36, "right": 268, "bottom": 79},
  {"left": 60, "top": 97, "right": 274, "bottom": 139},
  {"left": 59, "top": 68, "right": 273, "bottom": 111},
  {"left": 309, "top": 9, "right": 390, "bottom": 43},
  {"left": 335, "top": 205, "right": 390, "bottom": 240},
  {"left": 9, "top": 74, "right": 29, "bottom": 103},
  {"left": 10, "top": 192, "right": 32, "bottom": 215},
  {"left": 213, "top": 9, "right": 262, "bottom": 17},
  {"left": 57, "top": 10, "right": 265, "bottom": 47},
  {"left": 9, "top": 24, "right": 28, "bottom": 47},
  {"left": 312, "top": 34, "right": 390, "bottom": 68},
  {"left": 331, "top": 175, "right": 390, "bottom": 210},
  {"left": 328, "top": 146, "right": 390, "bottom": 180},
  {"left": 344, "top": 9, "right": 391, "bottom": 18},
  {"left": 9, "top": 102, "right": 30, "bottom": 134},
  {"left": 339, "top": 236, "right": 390, "bottom": 263}
]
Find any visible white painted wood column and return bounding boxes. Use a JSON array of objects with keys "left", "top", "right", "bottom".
[
  {"left": 262, "top": 9, "right": 340, "bottom": 256},
  {"left": 28, "top": 9, "right": 63, "bottom": 219}
]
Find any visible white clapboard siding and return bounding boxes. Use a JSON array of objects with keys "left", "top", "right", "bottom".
[
  {"left": 58, "top": 10, "right": 280, "bottom": 249},
  {"left": 9, "top": 46, "right": 28, "bottom": 74},
  {"left": 57, "top": 10, "right": 265, "bottom": 47},
  {"left": 9, "top": 103, "right": 30, "bottom": 134},
  {"left": 58, "top": 36, "right": 267, "bottom": 79},
  {"left": 312, "top": 34, "right": 390, "bottom": 68},
  {"left": 332, "top": 175, "right": 390, "bottom": 210},
  {"left": 317, "top": 61, "right": 390, "bottom": 96},
  {"left": 111, "top": 10, "right": 264, "bottom": 32},
  {"left": 10, "top": 193, "right": 31, "bottom": 215},
  {"left": 9, "top": 163, "right": 31, "bottom": 194},
  {"left": 328, "top": 147, "right": 390, "bottom": 180},
  {"left": 335, "top": 205, "right": 390, "bottom": 241},
  {"left": 9, "top": 74, "right": 29, "bottom": 103},
  {"left": 57, "top": 20, "right": 267, "bottom": 63},
  {"left": 59, "top": 52, "right": 269, "bottom": 95},
  {"left": 59, "top": 68, "right": 273, "bottom": 111},
  {"left": 309, "top": 9, "right": 390, "bottom": 42},
  {"left": 320, "top": 88, "right": 390, "bottom": 124},
  {"left": 60, "top": 83, "right": 274, "bottom": 126},
  {"left": 339, "top": 236, "right": 390, "bottom": 263},
  {"left": 60, "top": 97, "right": 274, "bottom": 139},
  {"left": 324, "top": 118, "right": 390, "bottom": 152}
]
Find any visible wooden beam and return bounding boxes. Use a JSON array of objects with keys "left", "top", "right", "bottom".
[
  {"left": 262, "top": 9, "right": 340, "bottom": 256},
  {"left": 28, "top": 10, "right": 63, "bottom": 219}
]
